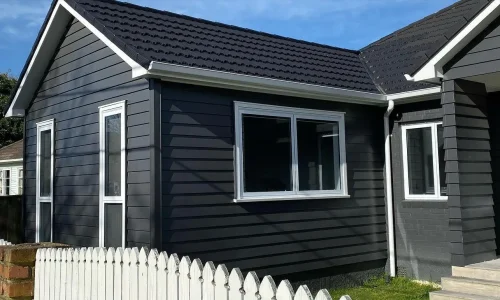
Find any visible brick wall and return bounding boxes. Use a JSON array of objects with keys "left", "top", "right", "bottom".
[{"left": 0, "top": 243, "right": 68, "bottom": 299}]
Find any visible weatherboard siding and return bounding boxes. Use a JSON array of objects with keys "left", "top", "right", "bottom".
[
  {"left": 444, "top": 16, "right": 500, "bottom": 79},
  {"left": 24, "top": 19, "right": 151, "bottom": 247},
  {"left": 160, "top": 82, "right": 387, "bottom": 279},
  {"left": 390, "top": 100, "right": 451, "bottom": 281}
]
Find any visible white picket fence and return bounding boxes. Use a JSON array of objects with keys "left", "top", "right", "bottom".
[
  {"left": 0, "top": 239, "right": 12, "bottom": 245},
  {"left": 34, "top": 247, "right": 350, "bottom": 300}
]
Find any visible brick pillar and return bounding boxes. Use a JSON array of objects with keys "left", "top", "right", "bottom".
[
  {"left": 0, "top": 243, "right": 68, "bottom": 300},
  {"left": 442, "top": 79, "right": 497, "bottom": 267}
]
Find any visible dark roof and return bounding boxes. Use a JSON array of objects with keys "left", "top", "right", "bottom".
[
  {"left": 66, "top": 0, "right": 381, "bottom": 93},
  {"left": 360, "top": 0, "right": 491, "bottom": 94},
  {"left": 0, "top": 140, "right": 23, "bottom": 161}
]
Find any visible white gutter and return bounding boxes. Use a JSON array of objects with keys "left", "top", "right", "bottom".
[{"left": 384, "top": 100, "right": 396, "bottom": 277}]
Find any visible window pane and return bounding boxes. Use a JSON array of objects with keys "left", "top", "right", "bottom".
[
  {"left": 437, "top": 125, "right": 446, "bottom": 196},
  {"left": 4, "top": 170, "right": 10, "bottom": 196},
  {"left": 105, "top": 114, "right": 122, "bottom": 196},
  {"left": 297, "top": 119, "right": 340, "bottom": 191},
  {"left": 242, "top": 114, "right": 292, "bottom": 192},
  {"left": 40, "top": 202, "right": 51, "bottom": 242},
  {"left": 40, "top": 130, "right": 52, "bottom": 197},
  {"left": 406, "top": 127, "right": 435, "bottom": 195},
  {"left": 104, "top": 204, "right": 123, "bottom": 248}
]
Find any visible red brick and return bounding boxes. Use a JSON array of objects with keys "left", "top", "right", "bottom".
[
  {"left": 2, "top": 280, "right": 34, "bottom": 298},
  {"left": 3, "top": 265, "right": 29, "bottom": 280}
]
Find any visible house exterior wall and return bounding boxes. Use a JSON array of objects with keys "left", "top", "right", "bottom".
[
  {"left": 390, "top": 100, "right": 451, "bottom": 281},
  {"left": 160, "top": 82, "right": 387, "bottom": 284},
  {"left": 24, "top": 19, "right": 152, "bottom": 247},
  {"left": 0, "top": 162, "right": 23, "bottom": 196},
  {"left": 488, "top": 92, "right": 500, "bottom": 255},
  {"left": 444, "top": 16, "right": 500, "bottom": 80}
]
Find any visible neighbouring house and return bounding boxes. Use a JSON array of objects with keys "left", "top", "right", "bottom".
[
  {"left": 0, "top": 140, "right": 23, "bottom": 196},
  {"left": 5, "top": 0, "right": 500, "bottom": 288}
]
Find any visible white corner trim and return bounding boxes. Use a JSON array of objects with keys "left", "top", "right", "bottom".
[
  {"left": 60, "top": 1, "right": 148, "bottom": 77},
  {"left": 409, "top": 0, "right": 500, "bottom": 82},
  {"left": 0, "top": 159, "right": 23, "bottom": 164},
  {"left": 145, "top": 61, "right": 387, "bottom": 105}
]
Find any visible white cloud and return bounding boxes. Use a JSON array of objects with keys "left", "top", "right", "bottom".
[{"left": 0, "top": 0, "right": 50, "bottom": 41}]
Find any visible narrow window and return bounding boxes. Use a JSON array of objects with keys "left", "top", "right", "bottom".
[
  {"left": 18, "top": 169, "right": 23, "bottom": 195},
  {"left": 235, "top": 102, "right": 348, "bottom": 201},
  {"left": 402, "top": 122, "right": 447, "bottom": 200},
  {"left": 0, "top": 171, "right": 3, "bottom": 195},
  {"left": 36, "top": 119, "right": 54, "bottom": 242},
  {"left": 4, "top": 170, "right": 10, "bottom": 196},
  {"left": 99, "top": 101, "right": 126, "bottom": 247}
]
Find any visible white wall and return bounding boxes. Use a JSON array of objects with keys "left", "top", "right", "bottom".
[{"left": 0, "top": 161, "right": 23, "bottom": 195}]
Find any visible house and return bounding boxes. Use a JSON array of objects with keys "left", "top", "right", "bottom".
[
  {"left": 5, "top": 0, "right": 500, "bottom": 288},
  {"left": 0, "top": 140, "right": 23, "bottom": 196}
]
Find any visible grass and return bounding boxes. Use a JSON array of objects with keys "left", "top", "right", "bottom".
[{"left": 329, "top": 276, "right": 440, "bottom": 300}]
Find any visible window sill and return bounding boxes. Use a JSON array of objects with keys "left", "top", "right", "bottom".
[
  {"left": 403, "top": 198, "right": 447, "bottom": 202},
  {"left": 234, "top": 194, "right": 351, "bottom": 203}
]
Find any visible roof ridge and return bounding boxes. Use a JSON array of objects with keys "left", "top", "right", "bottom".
[
  {"left": 360, "top": 0, "right": 473, "bottom": 51},
  {"left": 79, "top": 0, "right": 360, "bottom": 54}
]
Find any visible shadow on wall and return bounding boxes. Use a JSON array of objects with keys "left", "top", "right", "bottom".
[{"left": 0, "top": 196, "right": 23, "bottom": 243}]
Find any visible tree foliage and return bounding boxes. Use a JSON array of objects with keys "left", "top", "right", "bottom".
[{"left": 0, "top": 72, "right": 23, "bottom": 148}]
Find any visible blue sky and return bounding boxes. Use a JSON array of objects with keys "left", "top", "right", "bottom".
[{"left": 0, "top": 0, "right": 457, "bottom": 77}]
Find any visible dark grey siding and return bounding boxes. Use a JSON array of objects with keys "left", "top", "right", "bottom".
[
  {"left": 390, "top": 100, "right": 451, "bottom": 281},
  {"left": 24, "top": 19, "right": 151, "bottom": 247},
  {"left": 442, "top": 79, "right": 496, "bottom": 266},
  {"left": 161, "top": 82, "right": 387, "bottom": 281},
  {"left": 489, "top": 92, "right": 500, "bottom": 255},
  {"left": 444, "top": 16, "right": 500, "bottom": 79}
]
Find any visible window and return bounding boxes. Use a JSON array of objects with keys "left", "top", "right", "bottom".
[
  {"left": 0, "top": 170, "right": 11, "bottom": 196},
  {"left": 36, "top": 119, "right": 54, "bottom": 242},
  {"left": 402, "top": 122, "right": 446, "bottom": 200},
  {"left": 18, "top": 169, "right": 23, "bottom": 195},
  {"left": 99, "top": 101, "right": 126, "bottom": 247},
  {"left": 235, "top": 102, "right": 348, "bottom": 201}
]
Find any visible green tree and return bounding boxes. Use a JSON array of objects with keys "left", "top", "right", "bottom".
[{"left": 0, "top": 72, "right": 23, "bottom": 148}]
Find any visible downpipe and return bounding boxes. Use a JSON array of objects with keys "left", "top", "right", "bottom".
[{"left": 384, "top": 100, "right": 396, "bottom": 277}]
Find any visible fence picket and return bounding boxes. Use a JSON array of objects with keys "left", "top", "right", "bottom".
[
  {"left": 315, "top": 290, "right": 332, "bottom": 300},
  {"left": 122, "top": 248, "right": 131, "bottom": 300},
  {"left": 78, "top": 248, "right": 86, "bottom": 300},
  {"left": 49, "top": 249, "right": 56, "bottom": 300},
  {"left": 129, "top": 248, "right": 140, "bottom": 300},
  {"left": 189, "top": 259, "right": 203, "bottom": 300},
  {"left": 214, "top": 264, "right": 229, "bottom": 300},
  {"left": 228, "top": 268, "right": 244, "bottom": 300},
  {"left": 259, "top": 276, "right": 276, "bottom": 300},
  {"left": 44, "top": 249, "right": 50, "bottom": 300},
  {"left": 54, "top": 249, "right": 62, "bottom": 300},
  {"left": 148, "top": 249, "right": 159, "bottom": 300},
  {"left": 202, "top": 262, "right": 215, "bottom": 300},
  {"left": 167, "top": 253, "right": 180, "bottom": 300},
  {"left": 105, "top": 248, "right": 116, "bottom": 300},
  {"left": 84, "top": 248, "right": 93, "bottom": 300},
  {"left": 60, "top": 249, "right": 68, "bottom": 300},
  {"left": 71, "top": 249, "right": 79, "bottom": 300},
  {"left": 179, "top": 256, "right": 191, "bottom": 300},
  {"left": 36, "top": 249, "right": 44, "bottom": 300},
  {"left": 92, "top": 248, "right": 99, "bottom": 300},
  {"left": 244, "top": 271, "right": 260, "bottom": 300},
  {"left": 157, "top": 252, "right": 168, "bottom": 300},
  {"left": 98, "top": 248, "right": 107, "bottom": 300},
  {"left": 114, "top": 248, "right": 124, "bottom": 300},
  {"left": 276, "top": 280, "right": 294, "bottom": 300},
  {"left": 294, "top": 286, "right": 313, "bottom": 300},
  {"left": 139, "top": 248, "right": 149, "bottom": 300}
]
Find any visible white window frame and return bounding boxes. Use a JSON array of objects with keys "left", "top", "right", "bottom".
[
  {"left": 36, "top": 119, "right": 54, "bottom": 242},
  {"left": 234, "top": 102, "right": 349, "bottom": 202},
  {"left": 18, "top": 168, "right": 23, "bottom": 195},
  {"left": 99, "top": 101, "right": 126, "bottom": 247},
  {"left": 402, "top": 122, "right": 447, "bottom": 201},
  {"left": 0, "top": 168, "right": 11, "bottom": 196}
]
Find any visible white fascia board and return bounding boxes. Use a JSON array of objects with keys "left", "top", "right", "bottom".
[
  {"left": 408, "top": 0, "right": 500, "bottom": 82},
  {"left": 145, "top": 61, "right": 388, "bottom": 105},
  {"left": 6, "top": 0, "right": 148, "bottom": 117},
  {"left": 386, "top": 86, "right": 441, "bottom": 103},
  {"left": 60, "top": 1, "right": 148, "bottom": 78},
  {"left": 0, "top": 159, "right": 23, "bottom": 164}
]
